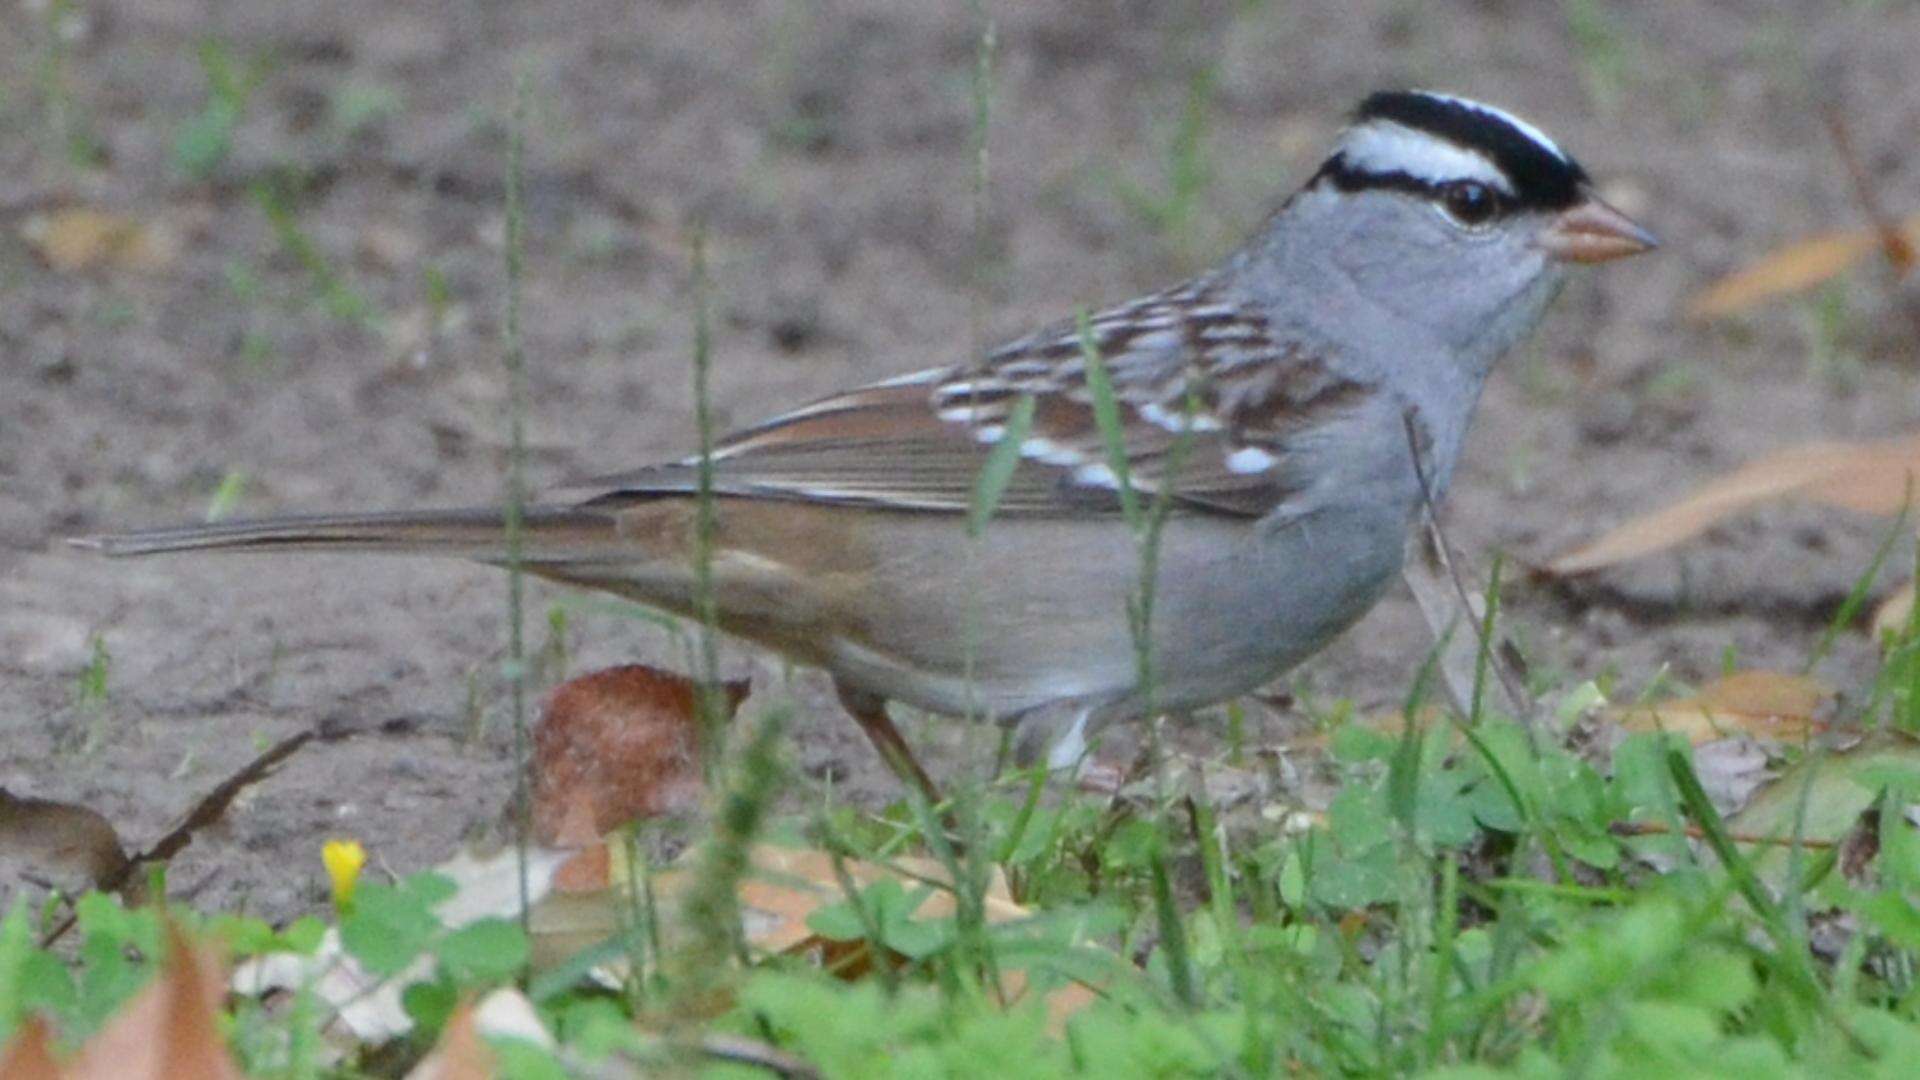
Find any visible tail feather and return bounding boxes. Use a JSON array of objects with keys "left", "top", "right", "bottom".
[{"left": 70, "top": 505, "right": 621, "bottom": 561}]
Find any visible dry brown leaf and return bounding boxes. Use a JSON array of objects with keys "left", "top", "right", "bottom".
[
  {"left": 1727, "top": 734, "right": 1920, "bottom": 893},
  {"left": 525, "top": 841, "right": 1029, "bottom": 976},
  {"left": 531, "top": 665, "right": 747, "bottom": 843},
  {"left": 0, "top": 788, "right": 128, "bottom": 890},
  {"left": 68, "top": 920, "right": 241, "bottom": 1080},
  {"left": 1548, "top": 433, "right": 1920, "bottom": 575},
  {"left": 1040, "top": 982, "right": 1102, "bottom": 1035},
  {"left": 0, "top": 1015, "right": 62, "bottom": 1080},
  {"left": 21, "top": 209, "right": 178, "bottom": 274},
  {"left": 1609, "top": 671, "right": 1833, "bottom": 746},
  {"left": 712, "top": 845, "right": 1026, "bottom": 956},
  {"left": 232, "top": 844, "right": 572, "bottom": 1044},
  {"left": 550, "top": 836, "right": 612, "bottom": 895},
  {"left": 1874, "top": 580, "right": 1916, "bottom": 640},
  {"left": 405, "top": 1000, "right": 494, "bottom": 1080},
  {"left": 469, "top": 988, "right": 553, "bottom": 1051},
  {"left": 1280, "top": 705, "right": 1452, "bottom": 754},
  {"left": 1686, "top": 212, "right": 1920, "bottom": 319}
]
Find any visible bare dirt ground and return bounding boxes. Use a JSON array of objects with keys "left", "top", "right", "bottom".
[{"left": 3, "top": 1, "right": 1918, "bottom": 921}]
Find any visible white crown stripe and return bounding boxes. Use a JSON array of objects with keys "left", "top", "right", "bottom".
[
  {"left": 1336, "top": 121, "right": 1513, "bottom": 193},
  {"left": 1412, "top": 91, "right": 1569, "bottom": 163}
]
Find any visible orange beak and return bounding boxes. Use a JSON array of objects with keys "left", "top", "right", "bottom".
[{"left": 1538, "top": 190, "right": 1659, "bottom": 264}]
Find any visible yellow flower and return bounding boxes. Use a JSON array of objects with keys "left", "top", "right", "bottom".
[{"left": 323, "top": 839, "right": 367, "bottom": 912}]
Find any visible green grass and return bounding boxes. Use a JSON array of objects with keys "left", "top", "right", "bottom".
[
  {"left": 32, "top": 0, "right": 104, "bottom": 170},
  {"left": 14, "top": 591, "right": 1920, "bottom": 1074},
  {"left": 1110, "top": 62, "right": 1223, "bottom": 270},
  {"left": 172, "top": 40, "right": 266, "bottom": 181},
  {"left": 1561, "top": 0, "right": 1637, "bottom": 113}
]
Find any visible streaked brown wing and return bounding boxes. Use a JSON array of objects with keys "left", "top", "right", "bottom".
[
  {"left": 574, "top": 377, "right": 1086, "bottom": 514},
  {"left": 576, "top": 282, "right": 1374, "bottom": 518}
]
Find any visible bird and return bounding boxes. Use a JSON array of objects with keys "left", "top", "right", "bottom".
[{"left": 76, "top": 90, "right": 1656, "bottom": 801}]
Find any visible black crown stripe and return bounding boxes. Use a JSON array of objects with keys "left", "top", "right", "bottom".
[{"left": 1346, "top": 91, "right": 1588, "bottom": 211}]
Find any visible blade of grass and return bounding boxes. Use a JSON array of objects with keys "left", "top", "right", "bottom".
[
  {"left": 821, "top": 841, "right": 900, "bottom": 996},
  {"left": 899, "top": 776, "right": 1003, "bottom": 1002},
  {"left": 1667, "top": 745, "right": 1870, "bottom": 1051},
  {"left": 1389, "top": 638, "right": 1443, "bottom": 832},
  {"left": 502, "top": 65, "right": 533, "bottom": 938},
  {"left": 958, "top": 2, "right": 998, "bottom": 736},
  {"left": 688, "top": 226, "right": 727, "bottom": 776},
  {"left": 1076, "top": 312, "right": 1141, "bottom": 528},
  {"left": 1805, "top": 498, "right": 1910, "bottom": 674},
  {"left": 1149, "top": 842, "right": 1196, "bottom": 1009},
  {"left": 676, "top": 705, "right": 788, "bottom": 1002},
  {"left": 993, "top": 765, "right": 1049, "bottom": 869},
  {"left": 966, "top": 394, "right": 1036, "bottom": 538}
]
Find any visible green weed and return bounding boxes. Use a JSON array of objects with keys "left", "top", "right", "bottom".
[
  {"left": 1112, "top": 63, "right": 1221, "bottom": 269},
  {"left": 173, "top": 41, "right": 267, "bottom": 181}
]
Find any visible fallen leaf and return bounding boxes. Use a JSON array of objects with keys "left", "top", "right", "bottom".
[
  {"left": 1608, "top": 671, "right": 1834, "bottom": 746},
  {"left": 0, "top": 1015, "right": 62, "bottom": 1080},
  {"left": 528, "top": 840, "right": 1031, "bottom": 982},
  {"left": 531, "top": 665, "right": 748, "bottom": 844},
  {"left": 21, "top": 208, "right": 178, "bottom": 274},
  {"left": 0, "top": 788, "right": 128, "bottom": 890},
  {"left": 1038, "top": 981, "right": 1103, "bottom": 1036},
  {"left": 68, "top": 920, "right": 242, "bottom": 1080},
  {"left": 1726, "top": 734, "right": 1920, "bottom": 894},
  {"left": 1873, "top": 580, "right": 1915, "bottom": 641},
  {"left": 1279, "top": 705, "right": 1454, "bottom": 754},
  {"left": 405, "top": 1000, "right": 494, "bottom": 1080},
  {"left": 1686, "top": 213, "right": 1920, "bottom": 319},
  {"left": 1689, "top": 738, "right": 1777, "bottom": 817},
  {"left": 231, "top": 844, "right": 571, "bottom": 1044},
  {"left": 1547, "top": 433, "right": 1920, "bottom": 575},
  {"left": 470, "top": 987, "right": 553, "bottom": 1050},
  {"left": 721, "top": 845, "right": 1027, "bottom": 957}
]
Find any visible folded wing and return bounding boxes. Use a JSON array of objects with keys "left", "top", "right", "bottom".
[{"left": 579, "top": 280, "right": 1374, "bottom": 519}]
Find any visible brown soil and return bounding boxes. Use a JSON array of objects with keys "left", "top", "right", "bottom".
[{"left": 3, "top": 1, "right": 1918, "bottom": 920}]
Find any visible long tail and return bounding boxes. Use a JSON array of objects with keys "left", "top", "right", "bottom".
[{"left": 70, "top": 505, "right": 622, "bottom": 560}]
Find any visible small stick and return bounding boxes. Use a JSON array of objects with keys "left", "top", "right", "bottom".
[
  {"left": 1609, "top": 819, "right": 1836, "bottom": 850},
  {"left": 1821, "top": 102, "right": 1920, "bottom": 345},
  {"left": 1399, "top": 409, "right": 1537, "bottom": 730}
]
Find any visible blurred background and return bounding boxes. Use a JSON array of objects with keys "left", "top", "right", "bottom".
[{"left": 2, "top": 0, "right": 1917, "bottom": 918}]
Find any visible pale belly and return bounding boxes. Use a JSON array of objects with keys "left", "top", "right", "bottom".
[{"left": 815, "top": 497, "right": 1412, "bottom": 726}]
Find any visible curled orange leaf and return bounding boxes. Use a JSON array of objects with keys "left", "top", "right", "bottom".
[
  {"left": 1687, "top": 213, "right": 1920, "bottom": 320},
  {"left": 1548, "top": 433, "right": 1920, "bottom": 575},
  {"left": 1610, "top": 671, "right": 1833, "bottom": 746}
]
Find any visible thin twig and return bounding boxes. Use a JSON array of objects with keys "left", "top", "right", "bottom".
[
  {"left": 1608, "top": 819, "right": 1837, "bottom": 849},
  {"left": 689, "top": 226, "right": 725, "bottom": 774},
  {"left": 1820, "top": 101, "right": 1920, "bottom": 345},
  {"left": 40, "top": 729, "right": 314, "bottom": 947},
  {"left": 1399, "top": 408, "right": 1536, "bottom": 730},
  {"left": 698, "top": 1034, "right": 822, "bottom": 1078}
]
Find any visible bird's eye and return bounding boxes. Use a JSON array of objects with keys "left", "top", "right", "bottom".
[{"left": 1440, "top": 180, "right": 1498, "bottom": 226}]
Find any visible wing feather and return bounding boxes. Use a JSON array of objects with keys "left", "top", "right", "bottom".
[{"left": 579, "top": 281, "right": 1375, "bottom": 518}]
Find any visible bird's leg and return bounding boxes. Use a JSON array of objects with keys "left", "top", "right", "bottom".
[{"left": 832, "top": 682, "right": 944, "bottom": 809}]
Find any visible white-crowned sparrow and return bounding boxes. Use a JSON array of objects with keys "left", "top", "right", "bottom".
[{"left": 78, "top": 91, "right": 1655, "bottom": 794}]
